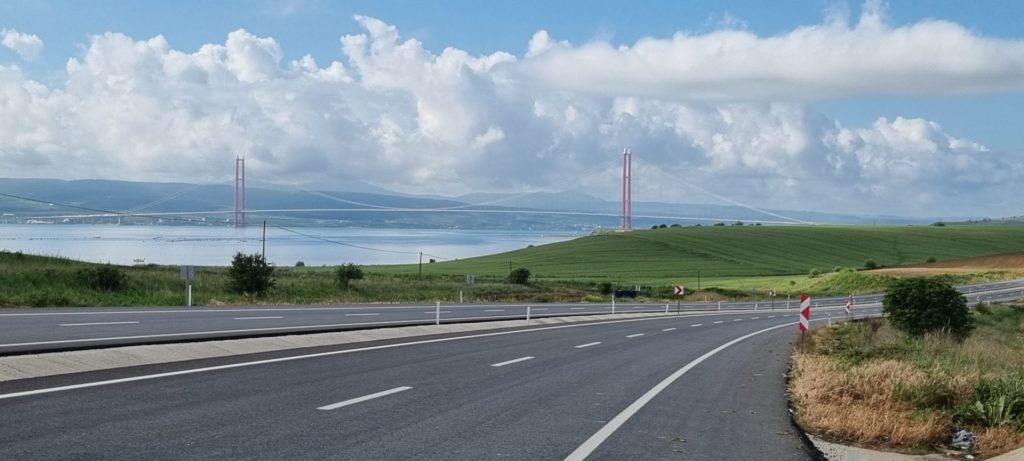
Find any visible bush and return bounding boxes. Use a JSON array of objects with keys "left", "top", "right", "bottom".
[
  {"left": 808, "top": 268, "right": 821, "bottom": 278},
  {"left": 864, "top": 259, "right": 878, "bottom": 270},
  {"left": 295, "top": 261, "right": 305, "bottom": 267},
  {"left": 597, "top": 281, "right": 613, "bottom": 295},
  {"left": 508, "top": 267, "right": 530, "bottom": 285},
  {"left": 228, "top": 252, "right": 275, "bottom": 296},
  {"left": 336, "top": 263, "right": 364, "bottom": 288},
  {"left": 926, "top": 257, "right": 936, "bottom": 263},
  {"left": 882, "top": 278, "right": 974, "bottom": 339},
  {"left": 77, "top": 266, "right": 127, "bottom": 292}
]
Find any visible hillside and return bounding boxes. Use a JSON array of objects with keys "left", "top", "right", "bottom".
[{"left": 400, "top": 225, "right": 1024, "bottom": 283}]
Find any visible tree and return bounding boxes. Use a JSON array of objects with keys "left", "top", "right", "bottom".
[
  {"left": 598, "top": 281, "right": 613, "bottom": 295},
  {"left": 336, "top": 263, "right": 364, "bottom": 288},
  {"left": 509, "top": 267, "right": 530, "bottom": 285},
  {"left": 864, "top": 259, "right": 878, "bottom": 270},
  {"left": 883, "top": 278, "right": 974, "bottom": 339},
  {"left": 228, "top": 252, "right": 275, "bottom": 296}
]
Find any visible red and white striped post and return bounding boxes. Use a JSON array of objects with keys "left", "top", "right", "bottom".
[{"left": 799, "top": 295, "right": 811, "bottom": 348}]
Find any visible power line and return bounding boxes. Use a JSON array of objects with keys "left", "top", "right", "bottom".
[{"left": 268, "top": 224, "right": 453, "bottom": 261}]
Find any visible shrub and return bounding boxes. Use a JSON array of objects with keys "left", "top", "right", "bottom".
[
  {"left": 336, "top": 263, "right": 364, "bottom": 288},
  {"left": 597, "top": 281, "right": 613, "bottom": 295},
  {"left": 864, "top": 259, "right": 879, "bottom": 270},
  {"left": 882, "top": 278, "right": 974, "bottom": 340},
  {"left": 77, "top": 266, "right": 127, "bottom": 292},
  {"left": 227, "top": 252, "right": 275, "bottom": 296},
  {"left": 295, "top": 261, "right": 305, "bottom": 267},
  {"left": 926, "top": 257, "right": 936, "bottom": 263},
  {"left": 508, "top": 267, "right": 530, "bottom": 285},
  {"left": 808, "top": 268, "right": 821, "bottom": 278}
]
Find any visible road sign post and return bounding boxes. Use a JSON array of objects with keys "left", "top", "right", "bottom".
[
  {"left": 769, "top": 290, "right": 776, "bottom": 311},
  {"left": 179, "top": 265, "right": 194, "bottom": 307},
  {"left": 799, "top": 295, "right": 811, "bottom": 348},
  {"left": 674, "top": 285, "right": 685, "bottom": 315}
]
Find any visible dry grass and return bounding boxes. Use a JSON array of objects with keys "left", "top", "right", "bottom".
[
  {"left": 790, "top": 355, "right": 948, "bottom": 447},
  {"left": 790, "top": 307, "right": 1024, "bottom": 459}
]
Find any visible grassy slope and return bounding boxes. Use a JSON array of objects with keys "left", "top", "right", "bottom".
[{"left": 389, "top": 225, "right": 1024, "bottom": 283}]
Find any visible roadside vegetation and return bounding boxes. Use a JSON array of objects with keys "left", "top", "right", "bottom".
[
  {"left": 790, "top": 302, "right": 1024, "bottom": 458},
  {"left": 1, "top": 224, "right": 1023, "bottom": 307}
]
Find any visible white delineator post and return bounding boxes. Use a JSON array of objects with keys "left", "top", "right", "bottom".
[
  {"left": 526, "top": 305, "right": 531, "bottom": 323},
  {"left": 799, "top": 295, "right": 811, "bottom": 348},
  {"left": 435, "top": 301, "right": 441, "bottom": 325},
  {"left": 611, "top": 295, "right": 616, "bottom": 315}
]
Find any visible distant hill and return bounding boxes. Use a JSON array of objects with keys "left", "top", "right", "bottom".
[{"left": 0, "top": 177, "right": 957, "bottom": 229}]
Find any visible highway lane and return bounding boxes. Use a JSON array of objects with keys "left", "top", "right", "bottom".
[
  {"left": 0, "top": 309, "right": 870, "bottom": 460},
  {"left": 1, "top": 279, "right": 1021, "bottom": 354}
]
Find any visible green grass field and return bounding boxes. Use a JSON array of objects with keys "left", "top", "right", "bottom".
[
  {"left": 386, "top": 224, "right": 1024, "bottom": 283},
  {"left": 1, "top": 224, "right": 1022, "bottom": 306}
]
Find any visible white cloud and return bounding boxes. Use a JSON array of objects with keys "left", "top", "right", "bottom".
[
  {"left": 0, "top": 7, "right": 1020, "bottom": 218},
  {"left": 1, "top": 28, "right": 43, "bottom": 61},
  {"left": 519, "top": 2, "right": 1024, "bottom": 101}
]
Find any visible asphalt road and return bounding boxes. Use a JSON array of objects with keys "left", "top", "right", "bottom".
[
  {"left": 0, "top": 308, "right": 876, "bottom": 460},
  {"left": 2, "top": 279, "right": 1022, "bottom": 355}
]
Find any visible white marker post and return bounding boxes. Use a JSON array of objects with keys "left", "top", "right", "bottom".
[
  {"left": 718, "top": 301, "right": 722, "bottom": 311},
  {"left": 611, "top": 295, "right": 616, "bottom": 315},
  {"left": 179, "top": 266, "right": 194, "bottom": 307},
  {"left": 526, "top": 305, "right": 531, "bottom": 323},
  {"left": 435, "top": 301, "right": 441, "bottom": 325},
  {"left": 665, "top": 304, "right": 669, "bottom": 314}
]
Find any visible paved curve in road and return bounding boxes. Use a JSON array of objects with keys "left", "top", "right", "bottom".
[
  {"left": 1, "top": 279, "right": 1022, "bottom": 355},
  {"left": 1, "top": 308, "right": 878, "bottom": 460}
]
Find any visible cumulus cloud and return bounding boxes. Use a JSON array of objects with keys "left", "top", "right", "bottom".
[
  {"left": 1, "top": 28, "right": 43, "bottom": 61},
  {"left": 519, "top": 1, "right": 1024, "bottom": 101},
  {"left": 0, "top": 5, "right": 1021, "bottom": 218}
]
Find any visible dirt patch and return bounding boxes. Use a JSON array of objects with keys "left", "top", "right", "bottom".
[{"left": 873, "top": 252, "right": 1024, "bottom": 276}]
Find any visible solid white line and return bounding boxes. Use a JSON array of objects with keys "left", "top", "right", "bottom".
[
  {"left": 233, "top": 316, "right": 283, "bottom": 320},
  {"left": 713, "top": 321, "right": 723, "bottom": 324},
  {"left": 563, "top": 321, "right": 797, "bottom": 461},
  {"left": 662, "top": 328, "right": 677, "bottom": 332},
  {"left": 484, "top": 309, "right": 505, "bottom": 312},
  {"left": 491, "top": 356, "right": 534, "bottom": 367},
  {"left": 0, "top": 315, "right": 713, "bottom": 400},
  {"left": 345, "top": 313, "right": 380, "bottom": 317},
  {"left": 317, "top": 386, "right": 412, "bottom": 411},
  {"left": 626, "top": 333, "right": 644, "bottom": 338},
  {"left": 533, "top": 308, "right": 549, "bottom": 311},
  {"left": 690, "top": 324, "right": 703, "bottom": 327},
  {"left": 58, "top": 321, "right": 139, "bottom": 327},
  {"left": 574, "top": 342, "right": 601, "bottom": 349},
  {"left": 570, "top": 307, "right": 586, "bottom": 310}
]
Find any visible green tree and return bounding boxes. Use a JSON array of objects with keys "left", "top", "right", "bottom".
[
  {"left": 883, "top": 278, "right": 974, "bottom": 339},
  {"left": 598, "top": 281, "right": 613, "bottom": 295},
  {"left": 508, "top": 267, "right": 530, "bottom": 285},
  {"left": 864, "top": 259, "right": 878, "bottom": 269},
  {"left": 228, "top": 252, "right": 275, "bottom": 296},
  {"left": 335, "top": 263, "right": 364, "bottom": 288}
]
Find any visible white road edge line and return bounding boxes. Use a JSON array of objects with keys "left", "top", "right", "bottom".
[
  {"left": 491, "top": 356, "right": 534, "bottom": 367},
  {"left": 484, "top": 309, "right": 506, "bottom": 312},
  {"left": 574, "top": 342, "right": 601, "bottom": 349},
  {"left": 661, "top": 328, "right": 677, "bottom": 332},
  {"left": 233, "top": 316, "right": 284, "bottom": 320},
  {"left": 345, "top": 313, "right": 380, "bottom": 317},
  {"left": 626, "top": 333, "right": 644, "bottom": 338},
  {"left": 58, "top": 321, "right": 140, "bottom": 327},
  {"left": 317, "top": 386, "right": 412, "bottom": 411},
  {"left": 563, "top": 321, "right": 797, "bottom": 461}
]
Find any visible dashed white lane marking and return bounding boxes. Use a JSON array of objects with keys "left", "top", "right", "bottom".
[
  {"left": 491, "top": 356, "right": 534, "bottom": 367},
  {"left": 662, "top": 328, "right": 677, "bottom": 332},
  {"left": 733, "top": 319, "right": 742, "bottom": 322},
  {"left": 423, "top": 311, "right": 452, "bottom": 314},
  {"left": 626, "top": 333, "right": 644, "bottom": 338},
  {"left": 690, "top": 324, "right": 703, "bottom": 327},
  {"left": 233, "top": 316, "right": 284, "bottom": 320},
  {"left": 751, "top": 317, "right": 760, "bottom": 320},
  {"left": 533, "top": 308, "right": 549, "bottom": 311},
  {"left": 768, "top": 316, "right": 776, "bottom": 318},
  {"left": 484, "top": 309, "right": 506, "bottom": 312},
  {"left": 713, "top": 321, "right": 724, "bottom": 324},
  {"left": 58, "top": 321, "right": 139, "bottom": 327},
  {"left": 574, "top": 342, "right": 601, "bottom": 349},
  {"left": 570, "top": 307, "right": 586, "bottom": 310},
  {"left": 565, "top": 322, "right": 800, "bottom": 460},
  {"left": 345, "top": 313, "right": 380, "bottom": 317},
  {"left": 632, "top": 306, "right": 645, "bottom": 309},
  {"left": 317, "top": 386, "right": 412, "bottom": 411}
]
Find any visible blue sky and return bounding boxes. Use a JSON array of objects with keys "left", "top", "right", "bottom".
[{"left": 1, "top": 0, "right": 1022, "bottom": 218}]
